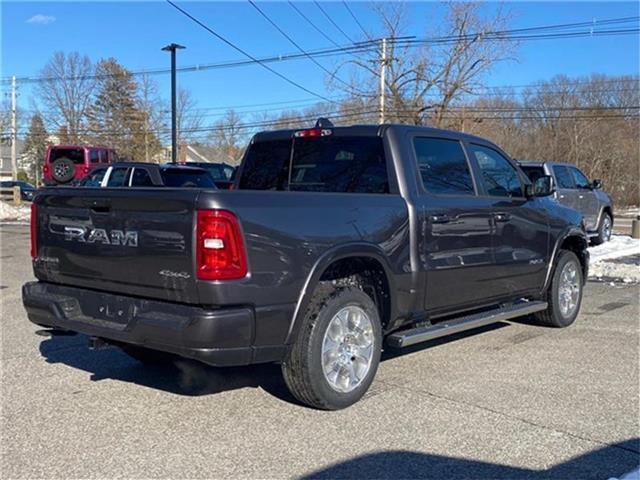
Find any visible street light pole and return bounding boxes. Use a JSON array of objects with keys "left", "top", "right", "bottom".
[{"left": 161, "top": 43, "right": 185, "bottom": 163}]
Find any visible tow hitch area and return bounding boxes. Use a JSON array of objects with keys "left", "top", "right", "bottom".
[
  {"left": 88, "top": 336, "right": 111, "bottom": 350},
  {"left": 35, "top": 329, "right": 77, "bottom": 337}
]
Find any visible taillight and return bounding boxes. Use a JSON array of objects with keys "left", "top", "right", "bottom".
[
  {"left": 294, "top": 128, "right": 332, "bottom": 138},
  {"left": 83, "top": 166, "right": 90, "bottom": 174},
  {"left": 43, "top": 165, "right": 49, "bottom": 174},
  {"left": 30, "top": 203, "right": 37, "bottom": 258},
  {"left": 196, "top": 209, "right": 247, "bottom": 280}
]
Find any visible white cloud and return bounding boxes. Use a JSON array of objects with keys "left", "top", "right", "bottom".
[{"left": 26, "top": 14, "right": 56, "bottom": 25}]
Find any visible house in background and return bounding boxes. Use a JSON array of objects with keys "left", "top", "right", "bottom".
[
  {"left": 180, "top": 144, "right": 221, "bottom": 164},
  {"left": 0, "top": 139, "right": 25, "bottom": 181}
]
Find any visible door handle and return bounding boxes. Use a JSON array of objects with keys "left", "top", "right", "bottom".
[
  {"left": 578, "top": 195, "right": 584, "bottom": 199},
  {"left": 429, "top": 214, "right": 451, "bottom": 224},
  {"left": 494, "top": 212, "right": 511, "bottom": 223},
  {"left": 559, "top": 194, "right": 565, "bottom": 199}
]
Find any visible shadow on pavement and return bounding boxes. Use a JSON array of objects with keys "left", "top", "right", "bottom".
[
  {"left": 301, "top": 441, "right": 640, "bottom": 480},
  {"left": 38, "top": 334, "right": 295, "bottom": 403},
  {"left": 37, "top": 322, "right": 511, "bottom": 403}
]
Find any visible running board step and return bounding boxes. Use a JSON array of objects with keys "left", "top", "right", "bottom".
[{"left": 386, "top": 301, "right": 548, "bottom": 348}]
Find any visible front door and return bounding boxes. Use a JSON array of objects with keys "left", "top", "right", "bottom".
[{"left": 467, "top": 143, "right": 549, "bottom": 296}]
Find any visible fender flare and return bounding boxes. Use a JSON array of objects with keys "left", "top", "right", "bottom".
[
  {"left": 284, "top": 242, "right": 398, "bottom": 345},
  {"left": 542, "top": 226, "right": 589, "bottom": 292}
]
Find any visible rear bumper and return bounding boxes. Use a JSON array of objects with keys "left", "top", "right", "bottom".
[{"left": 22, "top": 281, "right": 290, "bottom": 366}]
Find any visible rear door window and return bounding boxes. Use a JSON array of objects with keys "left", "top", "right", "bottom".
[
  {"left": 413, "top": 137, "right": 475, "bottom": 195},
  {"left": 553, "top": 166, "right": 575, "bottom": 189},
  {"left": 471, "top": 144, "right": 523, "bottom": 198},
  {"left": 239, "top": 136, "right": 388, "bottom": 194},
  {"left": 89, "top": 150, "right": 100, "bottom": 163},
  {"left": 107, "top": 167, "right": 130, "bottom": 187},
  {"left": 130, "top": 168, "right": 154, "bottom": 187},
  {"left": 520, "top": 166, "right": 545, "bottom": 184}
]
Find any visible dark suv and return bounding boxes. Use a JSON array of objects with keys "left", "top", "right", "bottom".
[
  {"left": 519, "top": 161, "right": 613, "bottom": 244},
  {"left": 24, "top": 121, "right": 589, "bottom": 410}
]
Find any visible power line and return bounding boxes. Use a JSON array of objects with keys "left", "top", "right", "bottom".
[
  {"left": 288, "top": 1, "right": 342, "bottom": 49},
  {"left": 165, "top": 0, "right": 335, "bottom": 103},
  {"left": 313, "top": 1, "right": 355, "bottom": 44},
  {"left": 342, "top": 2, "right": 370, "bottom": 40},
  {"left": 248, "top": 0, "right": 367, "bottom": 96}
]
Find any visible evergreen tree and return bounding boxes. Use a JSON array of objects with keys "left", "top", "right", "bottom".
[
  {"left": 87, "top": 59, "right": 161, "bottom": 160},
  {"left": 23, "top": 113, "right": 49, "bottom": 185}
]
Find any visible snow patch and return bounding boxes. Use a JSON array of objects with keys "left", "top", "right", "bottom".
[
  {"left": 0, "top": 201, "right": 30, "bottom": 223},
  {"left": 588, "top": 235, "right": 640, "bottom": 283}
]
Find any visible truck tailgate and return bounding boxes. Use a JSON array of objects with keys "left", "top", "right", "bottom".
[{"left": 33, "top": 188, "right": 200, "bottom": 303}]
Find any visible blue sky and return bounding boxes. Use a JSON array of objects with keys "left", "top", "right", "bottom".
[{"left": 1, "top": 1, "right": 639, "bottom": 124}]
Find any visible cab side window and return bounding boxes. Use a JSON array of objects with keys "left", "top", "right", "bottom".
[
  {"left": 553, "top": 166, "right": 575, "bottom": 189},
  {"left": 130, "top": 168, "right": 154, "bottom": 187},
  {"left": 107, "top": 167, "right": 130, "bottom": 187},
  {"left": 413, "top": 137, "right": 475, "bottom": 195},
  {"left": 89, "top": 150, "right": 100, "bottom": 163},
  {"left": 471, "top": 144, "right": 523, "bottom": 198},
  {"left": 570, "top": 167, "right": 590, "bottom": 189}
]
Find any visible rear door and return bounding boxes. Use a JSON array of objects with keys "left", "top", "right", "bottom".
[
  {"left": 411, "top": 134, "right": 497, "bottom": 312},
  {"left": 551, "top": 164, "right": 577, "bottom": 209},
  {"left": 569, "top": 166, "right": 599, "bottom": 230},
  {"left": 33, "top": 189, "right": 201, "bottom": 303},
  {"left": 468, "top": 143, "right": 549, "bottom": 295}
]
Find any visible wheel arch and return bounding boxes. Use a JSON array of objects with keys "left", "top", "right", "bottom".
[
  {"left": 285, "top": 243, "right": 397, "bottom": 345},
  {"left": 543, "top": 228, "right": 589, "bottom": 292}
]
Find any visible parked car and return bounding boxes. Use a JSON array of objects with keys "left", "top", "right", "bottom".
[
  {"left": 24, "top": 120, "right": 589, "bottom": 410},
  {"left": 43, "top": 145, "right": 117, "bottom": 186},
  {"left": 519, "top": 161, "right": 613, "bottom": 244},
  {"left": 78, "top": 162, "right": 218, "bottom": 189},
  {"left": 175, "top": 162, "right": 235, "bottom": 189},
  {"left": 0, "top": 180, "right": 37, "bottom": 201}
]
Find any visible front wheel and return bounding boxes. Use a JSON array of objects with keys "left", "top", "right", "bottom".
[
  {"left": 535, "top": 250, "right": 584, "bottom": 328},
  {"left": 282, "top": 285, "right": 382, "bottom": 410}
]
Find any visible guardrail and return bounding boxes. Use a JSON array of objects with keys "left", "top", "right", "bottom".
[{"left": 0, "top": 186, "right": 22, "bottom": 206}]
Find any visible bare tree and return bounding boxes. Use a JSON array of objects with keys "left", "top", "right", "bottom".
[
  {"left": 137, "top": 74, "right": 166, "bottom": 162},
  {"left": 208, "top": 110, "right": 247, "bottom": 165},
  {"left": 35, "top": 51, "right": 96, "bottom": 142},
  {"left": 175, "top": 88, "right": 204, "bottom": 146},
  {"left": 332, "top": 2, "right": 517, "bottom": 126}
]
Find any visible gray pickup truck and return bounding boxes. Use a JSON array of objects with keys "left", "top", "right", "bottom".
[
  {"left": 23, "top": 121, "right": 589, "bottom": 409},
  {"left": 519, "top": 161, "right": 613, "bottom": 245}
]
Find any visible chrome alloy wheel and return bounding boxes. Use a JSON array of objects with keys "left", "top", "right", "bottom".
[
  {"left": 558, "top": 261, "right": 580, "bottom": 317},
  {"left": 602, "top": 216, "right": 612, "bottom": 241},
  {"left": 321, "top": 305, "right": 374, "bottom": 393}
]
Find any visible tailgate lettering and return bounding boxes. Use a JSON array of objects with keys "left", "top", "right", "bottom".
[{"left": 63, "top": 226, "right": 138, "bottom": 247}]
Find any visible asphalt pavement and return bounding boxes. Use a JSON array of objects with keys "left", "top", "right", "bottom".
[{"left": 1, "top": 224, "right": 638, "bottom": 479}]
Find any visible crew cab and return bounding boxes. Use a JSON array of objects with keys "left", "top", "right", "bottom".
[
  {"left": 519, "top": 161, "right": 613, "bottom": 244},
  {"left": 23, "top": 121, "right": 589, "bottom": 410}
]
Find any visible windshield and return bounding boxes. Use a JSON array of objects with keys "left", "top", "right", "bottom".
[
  {"left": 49, "top": 148, "right": 85, "bottom": 164},
  {"left": 160, "top": 169, "right": 216, "bottom": 188},
  {"left": 238, "top": 136, "right": 389, "bottom": 194}
]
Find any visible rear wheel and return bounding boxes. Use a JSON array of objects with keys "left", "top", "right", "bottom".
[
  {"left": 535, "top": 250, "right": 583, "bottom": 328},
  {"left": 282, "top": 284, "right": 382, "bottom": 410},
  {"left": 592, "top": 213, "right": 612, "bottom": 245}
]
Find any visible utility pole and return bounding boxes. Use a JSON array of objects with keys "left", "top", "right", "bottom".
[
  {"left": 11, "top": 75, "right": 17, "bottom": 181},
  {"left": 378, "top": 38, "right": 387, "bottom": 124},
  {"left": 162, "top": 43, "right": 185, "bottom": 163}
]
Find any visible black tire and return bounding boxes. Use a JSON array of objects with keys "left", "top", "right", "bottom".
[
  {"left": 535, "top": 250, "right": 584, "bottom": 328},
  {"left": 591, "top": 213, "right": 612, "bottom": 246},
  {"left": 51, "top": 158, "right": 76, "bottom": 183},
  {"left": 282, "top": 284, "right": 382, "bottom": 410},
  {"left": 120, "top": 345, "right": 176, "bottom": 365}
]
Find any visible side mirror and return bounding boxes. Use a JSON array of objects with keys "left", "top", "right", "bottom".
[
  {"left": 592, "top": 179, "right": 603, "bottom": 190},
  {"left": 526, "top": 175, "right": 555, "bottom": 197}
]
